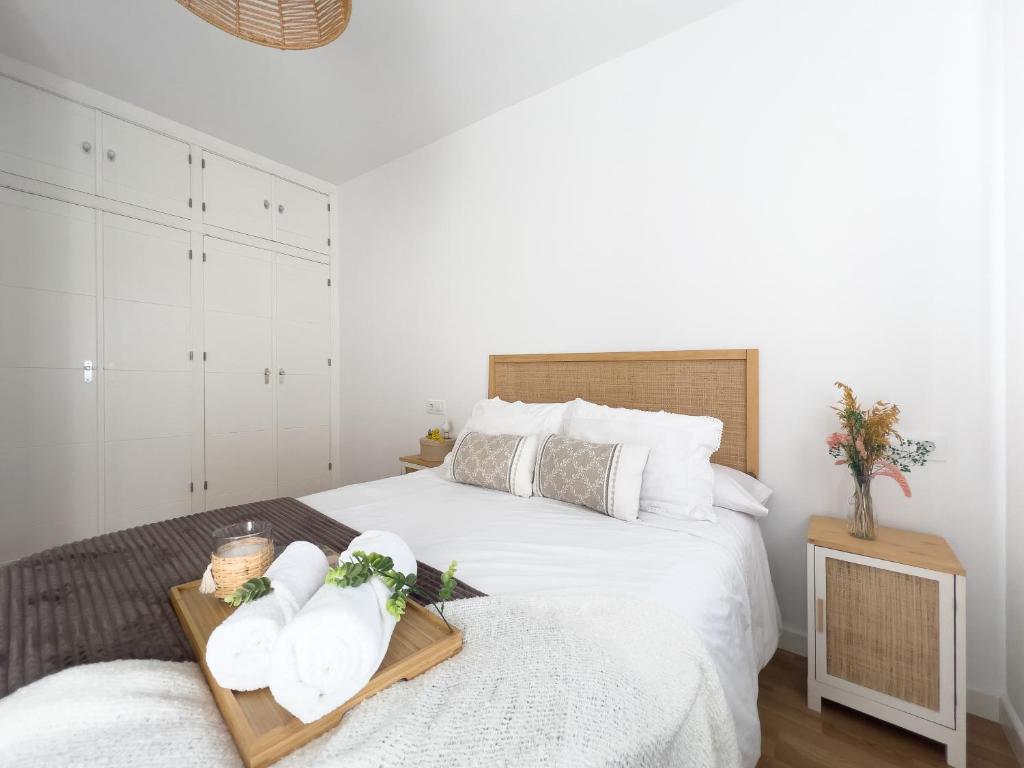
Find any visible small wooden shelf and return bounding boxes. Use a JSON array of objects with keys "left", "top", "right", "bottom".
[{"left": 399, "top": 454, "right": 443, "bottom": 474}]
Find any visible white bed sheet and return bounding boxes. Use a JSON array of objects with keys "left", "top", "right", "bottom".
[{"left": 302, "top": 469, "right": 780, "bottom": 767}]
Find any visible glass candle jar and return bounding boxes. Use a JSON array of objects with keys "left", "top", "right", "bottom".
[
  {"left": 210, "top": 520, "right": 274, "bottom": 598},
  {"left": 212, "top": 520, "right": 273, "bottom": 557}
]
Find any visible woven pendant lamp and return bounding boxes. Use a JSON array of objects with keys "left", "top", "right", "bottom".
[{"left": 177, "top": 0, "right": 352, "bottom": 50}]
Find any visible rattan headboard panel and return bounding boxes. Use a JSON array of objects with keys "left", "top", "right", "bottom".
[{"left": 488, "top": 350, "right": 759, "bottom": 476}]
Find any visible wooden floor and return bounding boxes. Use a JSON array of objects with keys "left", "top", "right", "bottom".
[{"left": 758, "top": 650, "right": 1020, "bottom": 768}]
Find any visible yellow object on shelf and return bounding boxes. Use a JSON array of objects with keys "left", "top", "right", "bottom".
[{"left": 419, "top": 437, "right": 454, "bottom": 462}]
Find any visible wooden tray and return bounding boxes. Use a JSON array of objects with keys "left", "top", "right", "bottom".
[{"left": 170, "top": 580, "right": 463, "bottom": 768}]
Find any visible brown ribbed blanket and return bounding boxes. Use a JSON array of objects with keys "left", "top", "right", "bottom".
[{"left": 0, "top": 497, "right": 483, "bottom": 698}]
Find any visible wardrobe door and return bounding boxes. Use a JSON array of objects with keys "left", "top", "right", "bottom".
[
  {"left": 273, "top": 177, "right": 330, "bottom": 257},
  {"left": 103, "top": 214, "right": 192, "bottom": 530},
  {"left": 100, "top": 115, "right": 191, "bottom": 218},
  {"left": 0, "top": 188, "right": 98, "bottom": 563},
  {"left": 275, "top": 254, "right": 331, "bottom": 497},
  {"left": 0, "top": 76, "right": 97, "bottom": 194},
  {"left": 202, "top": 152, "right": 274, "bottom": 240},
  {"left": 204, "top": 237, "right": 276, "bottom": 509}
]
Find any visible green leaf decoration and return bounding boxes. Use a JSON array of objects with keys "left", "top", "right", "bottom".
[
  {"left": 325, "top": 550, "right": 457, "bottom": 627},
  {"left": 439, "top": 560, "right": 458, "bottom": 601},
  {"left": 223, "top": 576, "right": 274, "bottom": 607},
  {"left": 386, "top": 591, "right": 408, "bottom": 619},
  {"left": 378, "top": 569, "right": 402, "bottom": 591},
  {"left": 325, "top": 560, "right": 373, "bottom": 588},
  {"left": 365, "top": 553, "right": 394, "bottom": 573}
]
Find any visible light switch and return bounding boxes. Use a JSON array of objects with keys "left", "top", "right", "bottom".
[{"left": 425, "top": 399, "right": 446, "bottom": 415}]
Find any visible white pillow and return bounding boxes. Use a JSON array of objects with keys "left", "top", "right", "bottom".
[
  {"left": 714, "top": 463, "right": 772, "bottom": 503},
  {"left": 463, "top": 397, "right": 569, "bottom": 436},
  {"left": 445, "top": 431, "right": 538, "bottom": 497},
  {"left": 443, "top": 398, "right": 568, "bottom": 475},
  {"left": 533, "top": 434, "right": 650, "bottom": 522},
  {"left": 712, "top": 464, "right": 771, "bottom": 517},
  {"left": 563, "top": 399, "right": 722, "bottom": 522}
]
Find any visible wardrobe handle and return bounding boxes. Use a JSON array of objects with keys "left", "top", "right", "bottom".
[
  {"left": 263, "top": 199, "right": 271, "bottom": 209},
  {"left": 82, "top": 360, "right": 93, "bottom": 384},
  {"left": 81, "top": 141, "right": 92, "bottom": 154},
  {"left": 106, "top": 149, "right": 116, "bottom": 161},
  {"left": 264, "top": 367, "right": 271, "bottom": 384},
  {"left": 278, "top": 204, "right": 285, "bottom": 214},
  {"left": 278, "top": 368, "right": 287, "bottom": 383}
]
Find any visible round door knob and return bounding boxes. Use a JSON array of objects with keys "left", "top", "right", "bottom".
[
  {"left": 81, "top": 141, "right": 92, "bottom": 154},
  {"left": 106, "top": 149, "right": 116, "bottom": 161},
  {"left": 278, "top": 204, "right": 285, "bottom": 214},
  {"left": 263, "top": 199, "right": 271, "bottom": 209}
]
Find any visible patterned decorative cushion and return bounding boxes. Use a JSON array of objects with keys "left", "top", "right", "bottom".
[
  {"left": 533, "top": 434, "right": 650, "bottom": 521},
  {"left": 446, "top": 431, "right": 538, "bottom": 497}
]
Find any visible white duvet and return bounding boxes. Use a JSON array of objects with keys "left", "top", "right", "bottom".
[{"left": 302, "top": 469, "right": 781, "bottom": 768}]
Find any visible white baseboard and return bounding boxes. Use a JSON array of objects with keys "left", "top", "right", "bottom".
[
  {"left": 1002, "top": 696, "right": 1024, "bottom": 766},
  {"left": 775, "top": 624, "right": 1002, "bottom": 721},
  {"left": 969, "top": 689, "right": 1003, "bottom": 721},
  {"left": 779, "top": 624, "right": 806, "bottom": 656}
]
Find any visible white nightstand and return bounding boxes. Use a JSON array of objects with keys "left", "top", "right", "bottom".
[{"left": 806, "top": 515, "right": 966, "bottom": 767}]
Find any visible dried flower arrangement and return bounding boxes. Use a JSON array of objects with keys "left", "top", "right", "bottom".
[{"left": 826, "top": 382, "right": 934, "bottom": 539}]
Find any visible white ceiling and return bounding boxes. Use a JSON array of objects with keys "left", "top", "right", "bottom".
[{"left": 0, "top": 0, "right": 736, "bottom": 183}]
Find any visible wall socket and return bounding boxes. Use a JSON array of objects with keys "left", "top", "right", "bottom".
[{"left": 425, "top": 399, "right": 446, "bottom": 415}]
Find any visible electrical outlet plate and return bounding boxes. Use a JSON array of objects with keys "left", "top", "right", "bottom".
[{"left": 425, "top": 399, "right": 446, "bottom": 415}]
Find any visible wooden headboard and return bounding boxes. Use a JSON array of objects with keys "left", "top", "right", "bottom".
[{"left": 488, "top": 349, "right": 759, "bottom": 476}]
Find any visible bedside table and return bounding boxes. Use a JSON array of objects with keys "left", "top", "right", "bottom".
[
  {"left": 806, "top": 515, "right": 966, "bottom": 767},
  {"left": 399, "top": 454, "right": 443, "bottom": 475}
]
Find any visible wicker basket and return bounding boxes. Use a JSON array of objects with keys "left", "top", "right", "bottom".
[
  {"left": 419, "top": 437, "right": 455, "bottom": 462},
  {"left": 209, "top": 521, "right": 274, "bottom": 599}
]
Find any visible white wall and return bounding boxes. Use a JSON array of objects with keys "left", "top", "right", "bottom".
[
  {"left": 337, "top": 0, "right": 1005, "bottom": 700},
  {"left": 1003, "top": 0, "right": 1024, "bottom": 750}
]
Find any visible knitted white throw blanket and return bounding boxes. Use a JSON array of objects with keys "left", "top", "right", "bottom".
[{"left": 0, "top": 593, "right": 740, "bottom": 768}]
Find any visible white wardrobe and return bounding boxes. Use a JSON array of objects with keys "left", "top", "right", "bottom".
[
  {"left": 203, "top": 237, "right": 332, "bottom": 510},
  {"left": 0, "top": 68, "right": 338, "bottom": 564}
]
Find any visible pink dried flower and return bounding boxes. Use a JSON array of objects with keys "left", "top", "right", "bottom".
[
  {"left": 855, "top": 436, "right": 867, "bottom": 460},
  {"left": 872, "top": 460, "right": 912, "bottom": 497},
  {"left": 826, "top": 432, "right": 850, "bottom": 450}
]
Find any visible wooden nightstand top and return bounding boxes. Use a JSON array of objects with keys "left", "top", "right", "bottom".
[
  {"left": 807, "top": 515, "right": 965, "bottom": 576},
  {"left": 399, "top": 454, "right": 443, "bottom": 469}
]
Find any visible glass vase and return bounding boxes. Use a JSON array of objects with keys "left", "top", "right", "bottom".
[{"left": 847, "top": 476, "right": 876, "bottom": 540}]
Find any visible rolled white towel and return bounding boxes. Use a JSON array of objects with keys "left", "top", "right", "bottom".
[
  {"left": 206, "top": 540, "right": 329, "bottom": 692},
  {"left": 269, "top": 531, "right": 417, "bottom": 724},
  {"left": 345, "top": 529, "right": 417, "bottom": 577}
]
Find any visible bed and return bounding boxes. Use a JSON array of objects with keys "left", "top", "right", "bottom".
[
  {"left": 0, "top": 349, "right": 778, "bottom": 768},
  {"left": 303, "top": 350, "right": 779, "bottom": 766}
]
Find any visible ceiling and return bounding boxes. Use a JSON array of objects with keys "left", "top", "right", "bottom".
[{"left": 0, "top": 0, "right": 736, "bottom": 184}]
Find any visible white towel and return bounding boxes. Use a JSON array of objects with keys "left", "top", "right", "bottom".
[
  {"left": 269, "top": 531, "right": 417, "bottom": 724},
  {"left": 345, "top": 529, "right": 417, "bottom": 576},
  {"left": 206, "top": 540, "right": 329, "bottom": 692}
]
